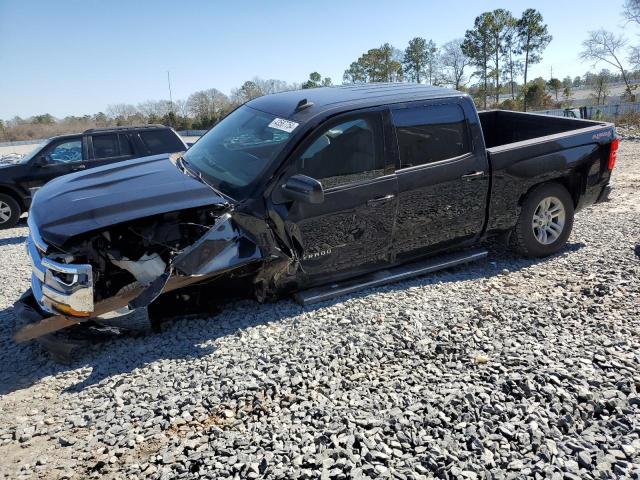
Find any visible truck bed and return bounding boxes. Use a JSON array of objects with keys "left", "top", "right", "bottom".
[
  {"left": 478, "top": 110, "right": 609, "bottom": 151},
  {"left": 478, "top": 110, "right": 616, "bottom": 235}
]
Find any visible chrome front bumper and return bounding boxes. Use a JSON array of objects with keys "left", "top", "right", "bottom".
[{"left": 26, "top": 221, "right": 94, "bottom": 316}]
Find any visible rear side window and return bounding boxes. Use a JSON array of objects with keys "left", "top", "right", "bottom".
[
  {"left": 392, "top": 104, "right": 470, "bottom": 168},
  {"left": 139, "top": 129, "right": 184, "bottom": 154},
  {"left": 119, "top": 134, "right": 133, "bottom": 155},
  {"left": 92, "top": 134, "right": 119, "bottom": 159},
  {"left": 297, "top": 115, "right": 385, "bottom": 189}
]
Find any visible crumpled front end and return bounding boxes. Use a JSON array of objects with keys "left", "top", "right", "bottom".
[
  {"left": 27, "top": 216, "right": 94, "bottom": 317},
  {"left": 14, "top": 205, "right": 298, "bottom": 343}
]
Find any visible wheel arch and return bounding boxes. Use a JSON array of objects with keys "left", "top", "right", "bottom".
[
  {"left": 518, "top": 173, "right": 583, "bottom": 209},
  {"left": 0, "top": 185, "right": 26, "bottom": 210}
]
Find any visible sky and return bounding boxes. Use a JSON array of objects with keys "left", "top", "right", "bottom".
[{"left": 0, "top": 0, "right": 633, "bottom": 119}]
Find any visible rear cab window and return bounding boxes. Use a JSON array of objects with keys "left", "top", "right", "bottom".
[
  {"left": 139, "top": 129, "right": 185, "bottom": 155},
  {"left": 392, "top": 103, "right": 471, "bottom": 169}
]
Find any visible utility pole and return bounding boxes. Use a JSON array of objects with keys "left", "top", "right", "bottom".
[{"left": 167, "top": 71, "right": 174, "bottom": 127}]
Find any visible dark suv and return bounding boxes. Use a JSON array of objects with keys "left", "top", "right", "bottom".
[{"left": 0, "top": 125, "right": 187, "bottom": 228}]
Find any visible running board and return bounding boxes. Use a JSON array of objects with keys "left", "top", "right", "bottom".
[{"left": 294, "top": 248, "right": 488, "bottom": 306}]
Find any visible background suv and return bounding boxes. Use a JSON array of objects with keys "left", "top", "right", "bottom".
[{"left": 0, "top": 125, "right": 188, "bottom": 228}]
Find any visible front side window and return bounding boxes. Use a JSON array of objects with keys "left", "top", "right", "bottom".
[
  {"left": 297, "top": 116, "right": 385, "bottom": 189},
  {"left": 393, "top": 104, "right": 471, "bottom": 168},
  {"left": 184, "top": 105, "right": 293, "bottom": 199},
  {"left": 47, "top": 139, "right": 82, "bottom": 164},
  {"left": 92, "top": 134, "right": 119, "bottom": 159}
]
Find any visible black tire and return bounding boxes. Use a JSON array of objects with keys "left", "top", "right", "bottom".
[
  {"left": 0, "top": 193, "right": 21, "bottom": 229},
  {"left": 510, "top": 182, "right": 575, "bottom": 258}
]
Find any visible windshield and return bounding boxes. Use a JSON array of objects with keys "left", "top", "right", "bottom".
[
  {"left": 183, "top": 105, "right": 296, "bottom": 199},
  {"left": 19, "top": 141, "right": 46, "bottom": 164}
]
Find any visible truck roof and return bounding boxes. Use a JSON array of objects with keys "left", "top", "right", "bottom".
[
  {"left": 43, "top": 125, "right": 173, "bottom": 143},
  {"left": 247, "top": 83, "right": 465, "bottom": 121}
]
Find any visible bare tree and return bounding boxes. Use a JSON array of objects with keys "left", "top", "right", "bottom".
[
  {"left": 230, "top": 81, "right": 264, "bottom": 104},
  {"left": 186, "top": 89, "right": 231, "bottom": 123},
  {"left": 623, "top": 0, "right": 640, "bottom": 25},
  {"left": 173, "top": 99, "right": 190, "bottom": 118},
  {"left": 591, "top": 71, "right": 611, "bottom": 105},
  {"left": 137, "top": 100, "right": 172, "bottom": 121},
  {"left": 251, "top": 77, "right": 296, "bottom": 95},
  {"left": 580, "top": 30, "right": 634, "bottom": 99},
  {"left": 440, "top": 39, "right": 471, "bottom": 90},
  {"left": 106, "top": 104, "right": 141, "bottom": 125}
]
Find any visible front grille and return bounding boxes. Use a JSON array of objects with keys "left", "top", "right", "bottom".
[{"left": 27, "top": 217, "right": 94, "bottom": 316}]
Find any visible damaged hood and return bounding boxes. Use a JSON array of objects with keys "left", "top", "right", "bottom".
[{"left": 30, "top": 154, "right": 229, "bottom": 248}]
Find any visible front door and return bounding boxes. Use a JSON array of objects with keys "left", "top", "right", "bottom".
[
  {"left": 23, "top": 137, "right": 86, "bottom": 192},
  {"left": 278, "top": 111, "right": 398, "bottom": 283}
]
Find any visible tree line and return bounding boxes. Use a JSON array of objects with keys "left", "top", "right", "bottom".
[
  {"left": 342, "top": 8, "right": 553, "bottom": 111},
  {"left": 342, "top": 4, "right": 640, "bottom": 111},
  {"left": 3, "top": 3, "right": 640, "bottom": 142},
  {"left": 0, "top": 73, "right": 333, "bottom": 141}
]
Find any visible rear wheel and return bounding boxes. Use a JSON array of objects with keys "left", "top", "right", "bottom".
[
  {"left": 0, "top": 194, "right": 21, "bottom": 229},
  {"left": 510, "top": 183, "right": 574, "bottom": 257}
]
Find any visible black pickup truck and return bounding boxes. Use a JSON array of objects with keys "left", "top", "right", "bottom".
[
  {"left": 0, "top": 125, "right": 187, "bottom": 228},
  {"left": 14, "top": 84, "right": 617, "bottom": 343}
]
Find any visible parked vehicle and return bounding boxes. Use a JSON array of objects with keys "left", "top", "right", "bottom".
[
  {"left": 14, "top": 84, "right": 617, "bottom": 344},
  {"left": 0, "top": 125, "right": 187, "bottom": 228}
]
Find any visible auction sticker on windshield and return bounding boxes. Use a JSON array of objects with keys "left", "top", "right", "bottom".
[{"left": 268, "top": 118, "right": 299, "bottom": 133}]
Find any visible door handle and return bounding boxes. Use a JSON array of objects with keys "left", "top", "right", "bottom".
[
  {"left": 461, "top": 171, "right": 484, "bottom": 180},
  {"left": 72, "top": 164, "right": 86, "bottom": 171},
  {"left": 367, "top": 194, "right": 395, "bottom": 206}
]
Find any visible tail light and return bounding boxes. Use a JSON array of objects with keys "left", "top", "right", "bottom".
[{"left": 608, "top": 137, "right": 620, "bottom": 170}]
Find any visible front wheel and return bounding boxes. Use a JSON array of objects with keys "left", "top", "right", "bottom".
[
  {"left": 510, "top": 183, "right": 575, "bottom": 258},
  {"left": 0, "top": 194, "right": 21, "bottom": 229}
]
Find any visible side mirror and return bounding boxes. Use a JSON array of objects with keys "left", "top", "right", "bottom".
[
  {"left": 35, "top": 155, "right": 49, "bottom": 166},
  {"left": 282, "top": 174, "right": 324, "bottom": 204}
]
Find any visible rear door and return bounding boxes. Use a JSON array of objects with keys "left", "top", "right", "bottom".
[
  {"left": 88, "top": 133, "right": 135, "bottom": 167},
  {"left": 390, "top": 100, "right": 489, "bottom": 260},
  {"left": 277, "top": 109, "right": 398, "bottom": 283}
]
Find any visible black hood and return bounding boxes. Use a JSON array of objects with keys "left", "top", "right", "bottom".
[
  {"left": 30, "top": 154, "right": 229, "bottom": 248},
  {"left": 0, "top": 162, "right": 26, "bottom": 174}
]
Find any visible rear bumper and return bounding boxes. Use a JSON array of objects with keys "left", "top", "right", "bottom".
[{"left": 577, "top": 182, "right": 612, "bottom": 212}]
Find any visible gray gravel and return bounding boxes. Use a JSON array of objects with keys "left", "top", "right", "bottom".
[{"left": 0, "top": 141, "right": 639, "bottom": 479}]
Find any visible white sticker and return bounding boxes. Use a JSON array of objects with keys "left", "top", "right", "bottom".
[{"left": 268, "top": 118, "right": 299, "bottom": 133}]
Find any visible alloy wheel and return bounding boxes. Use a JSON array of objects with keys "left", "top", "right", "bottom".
[
  {"left": 532, "top": 196, "right": 566, "bottom": 245},
  {"left": 0, "top": 201, "right": 12, "bottom": 224}
]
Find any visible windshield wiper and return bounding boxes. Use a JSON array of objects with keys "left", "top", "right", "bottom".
[
  {"left": 176, "top": 156, "right": 198, "bottom": 179},
  {"left": 177, "top": 156, "right": 227, "bottom": 200}
]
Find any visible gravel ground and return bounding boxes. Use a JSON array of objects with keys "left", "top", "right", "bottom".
[{"left": 0, "top": 141, "right": 638, "bottom": 480}]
